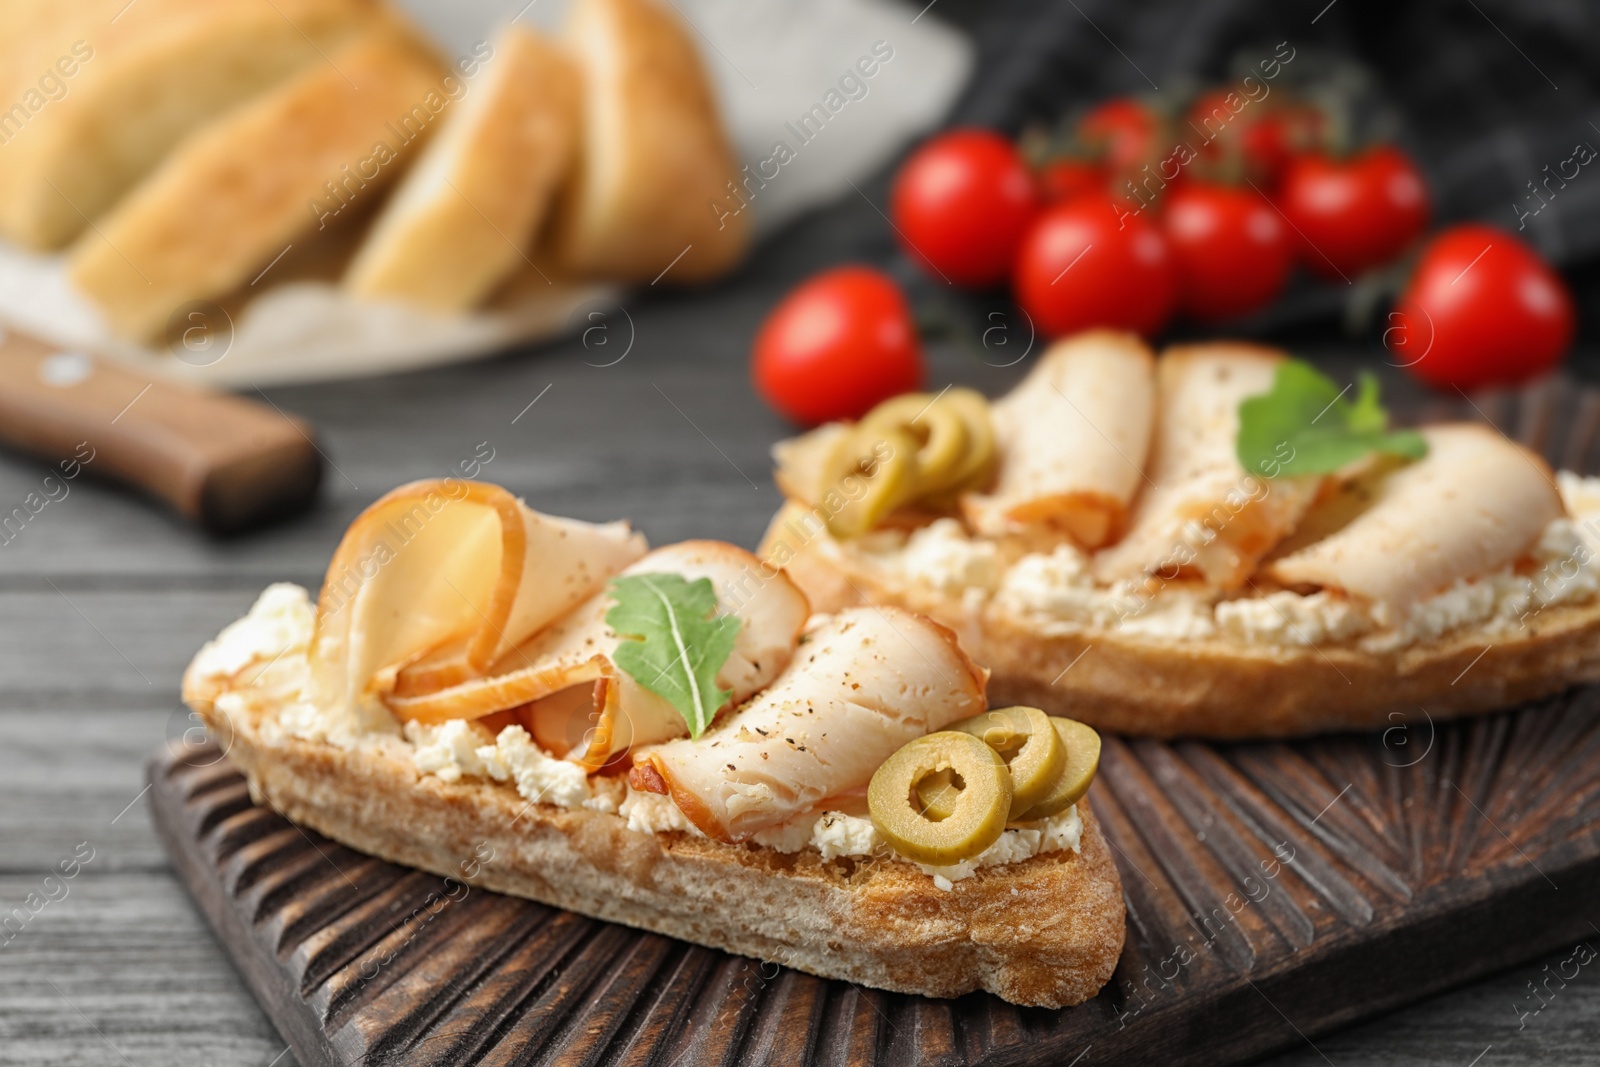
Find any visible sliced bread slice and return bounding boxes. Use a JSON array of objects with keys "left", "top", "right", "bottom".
[
  {"left": 548, "top": 0, "right": 750, "bottom": 284},
  {"left": 344, "top": 25, "right": 580, "bottom": 312}
]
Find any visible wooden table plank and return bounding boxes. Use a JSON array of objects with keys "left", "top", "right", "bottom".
[
  {"left": 0, "top": 591, "right": 263, "bottom": 697},
  {"left": 0, "top": 707, "right": 182, "bottom": 871},
  {"left": 0, "top": 871, "right": 296, "bottom": 1067}
]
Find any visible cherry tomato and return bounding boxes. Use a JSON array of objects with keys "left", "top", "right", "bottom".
[
  {"left": 1012, "top": 194, "right": 1177, "bottom": 339},
  {"left": 752, "top": 266, "right": 924, "bottom": 425},
  {"left": 1278, "top": 145, "right": 1430, "bottom": 279},
  {"left": 890, "top": 129, "right": 1039, "bottom": 288},
  {"left": 1186, "top": 94, "right": 1323, "bottom": 189},
  {"left": 1242, "top": 109, "right": 1322, "bottom": 188},
  {"left": 1388, "top": 224, "right": 1575, "bottom": 391},
  {"left": 1186, "top": 90, "right": 1251, "bottom": 160},
  {"left": 1163, "top": 182, "right": 1293, "bottom": 321},
  {"left": 1038, "top": 159, "right": 1107, "bottom": 204},
  {"left": 1078, "top": 98, "right": 1164, "bottom": 176}
]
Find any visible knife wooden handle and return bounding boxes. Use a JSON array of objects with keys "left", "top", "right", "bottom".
[{"left": 0, "top": 329, "right": 321, "bottom": 533}]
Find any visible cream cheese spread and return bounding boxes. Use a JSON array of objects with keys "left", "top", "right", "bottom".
[
  {"left": 840, "top": 474, "right": 1600, "bottom": 650},
  {"left": 892, "top": 518, "right": 1004, "bottom": 596},
  {"left": 406, "top": 719, "right": 1084, "bottom": 889},
  {"left": 191, "top": 583, "right": 1076, "bottom": 886},
  {"left": 402, "top": 720, "right": 593, "bottom": 809},
  {"left": 189, "top": 583, "right": 399, "bottom": 749},
  {"left": 189, "top": 582, "right": 314, "bottom": 679}
]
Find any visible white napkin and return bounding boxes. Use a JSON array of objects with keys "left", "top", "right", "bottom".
[{"left": 0, "top": 0, "right": 970, "bottom": 386}]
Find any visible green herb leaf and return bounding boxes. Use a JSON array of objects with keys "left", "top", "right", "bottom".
[
  {"left": 1236, "top": 361, "right": 1428, "bottom": 478},
  {"left": 606, "top": 573, "right": 741, "bottom": 739}
]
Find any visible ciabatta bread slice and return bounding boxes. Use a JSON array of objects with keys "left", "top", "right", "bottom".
[
  {"left": 764, "top": 501, "right": 1600, "bottom": 738},
  {"left": 548, "top": 0, "right": 750, "bottom": 284},
  {"left": 68, "top": 25, "right": 446, "bottom": 340},
  {"left": 0, "top": 0, "right": 382, "bottom": 250},
  {"left": 182, "top": 604, "right": 1125, "bottom": 1009},
  {"left": 344, "top": 25, "right": 581, "bottom": 312}
]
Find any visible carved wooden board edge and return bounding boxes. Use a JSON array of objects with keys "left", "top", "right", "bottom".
[{"left": 148, "top": 743, "right": 352, "bottom": 1066}]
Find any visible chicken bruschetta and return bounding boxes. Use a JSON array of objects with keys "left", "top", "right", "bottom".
[
  {"left": 763, "top": 332, "right": 1600, "bottom": 737},
  {"left": 183, "top": 479, "right": 1125, "bottom": 1008}
]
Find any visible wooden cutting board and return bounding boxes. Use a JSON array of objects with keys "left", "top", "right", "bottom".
[{"left": 149, "top": 696, "right": 1600, "bottom": 1067}]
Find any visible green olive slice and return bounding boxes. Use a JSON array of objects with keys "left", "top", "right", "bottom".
[
  {"left": 823, "top": 426, "right": 920, "bottom": 538},
  {"left": 914, "top": 766, "right": 961, "bottom": 821},
  {"left": 855, "top": 392, "right": 928, "bottom": 427},
  {"left": 935, "top": 388, "right": 998, "bottom": 495},
  {"left": 1016, "top": 717, "right": 1102, "bottom": 821},
  {"left": 949, "top": 706, "right": 1065, "bottom": 819},
  {"left": 869, "top": 731, "right": 1012, "bottom": 866},
  {"left": 910, "top": 388, "right": 998, "bottom": 509},
  {"left": 860, "top": 392, "right": 970, "bottom": 498}
]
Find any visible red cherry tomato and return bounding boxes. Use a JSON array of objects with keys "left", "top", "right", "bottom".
[
  {"left": 1186, "top": 94, "right": 1323, "bottom": 189},
  {"left": 1079, "top": 98, "right": 1163, "bottom": 176},
  {"left": 1038, "top": 159, "right": 1107, "bottom": 203},
  {"left": 752, "top": 266, "right": 924, "bottom": 425},
  {"left": 1240, "top": 111, "right": 1308, "bottom": 188},
  {"left": 1186, "top": 90, "right": 1251, "bottom": 160},
  {"left": 890, "top": 129, "right": 1039, "bottom": 288},
  {"left": 1388, "top": 224, "right": 1575, "bottom": 391},
  {"left": 1163, "top": 182, "right": 1293, "bottom": 321},
  {"left": 1012, "top": 194, "right": 1177, "bottom": 339},
  {"left": 1278, "top": 145, "right": 1430, "bottom": 279}
]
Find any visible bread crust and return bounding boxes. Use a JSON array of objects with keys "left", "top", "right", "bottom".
[
  {"left": 185, "top": 672, "right": 1125, "bottom": 1008},
  {"left": 764, "top": 502, "right": 1600, "bottom": 738}
]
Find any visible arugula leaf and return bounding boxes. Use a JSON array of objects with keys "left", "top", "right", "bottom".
[
  {"left": 606, "top": 573, "right": 741, "bottom": 738},
  {"left": 1236, "top": 360, "right": 1427, "bottom": 478}
]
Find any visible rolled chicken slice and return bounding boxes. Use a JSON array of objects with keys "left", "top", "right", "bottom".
[
  {"left": 630, "top": 606, "right": 989, "bottom": 842},
  {"left": 1094, "top": 344, "right": 1323, "bottom": 590},
  {"left": 963, "top": 331, "right": 1156, "bottom": 548},
  {"left": 1266, "top": 423, "right": 1563, "bottom": 607},
  {"left": 384, "top": 541, "right": 811, "bottom": 770},
  {"left": 309, "top": 479, "right": 646, "bottom": 721}
]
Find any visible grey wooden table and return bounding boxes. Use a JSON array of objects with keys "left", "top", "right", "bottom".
[{"left": 2, "top": 196, "right": 1595, "bottom": 1065}]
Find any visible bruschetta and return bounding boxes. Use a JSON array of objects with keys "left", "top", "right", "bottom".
[
  {"left": 183, "top": 479, "right": 1125, "bottom": 1008},
  {"left": 763, "top": 332, "right": 1600, "bottom": 737}
]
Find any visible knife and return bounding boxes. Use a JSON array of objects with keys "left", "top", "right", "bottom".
[{"left": 0, "top": 327, "right": 322, "bottom": 534}]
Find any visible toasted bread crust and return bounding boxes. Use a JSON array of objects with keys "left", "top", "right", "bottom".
[
  {"left": 764, "top": 503, "right": 1600, "bottom": 738},
  {"left": 185, "top": 674, "right": 1125, "bottom": 1008}
]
